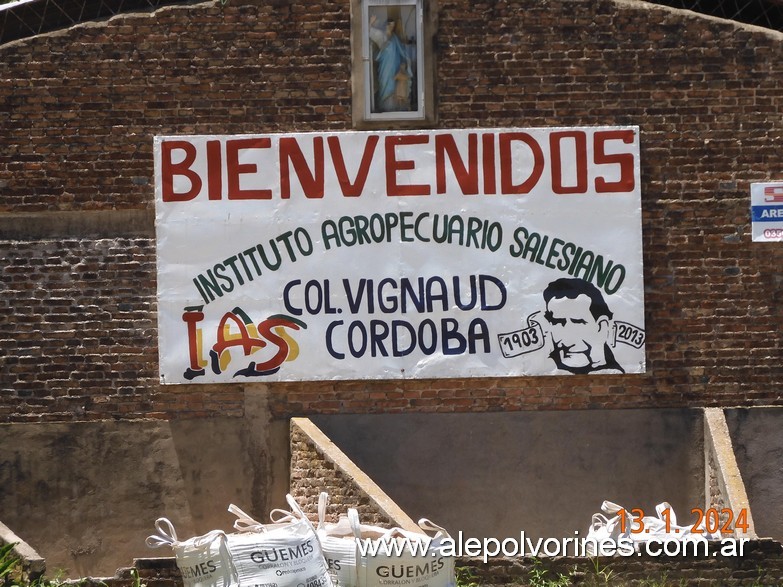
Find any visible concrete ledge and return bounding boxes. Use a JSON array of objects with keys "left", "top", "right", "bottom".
[
  {"left": 290, "top": 417, "right": 420, "bottom": 532},
  {"left": 0, "top": 520, "right": 46, "bottom": 580},
  {"left": 704, "top": 407, "right": 756, "bottom": 538}
]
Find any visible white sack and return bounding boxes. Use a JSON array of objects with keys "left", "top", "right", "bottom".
[
  {"left": 146, "top": 518, "right": 238, "bottom": 587},
  {"left": 227, "top": 494, "right": 333, "bottom": 587},
  {"left": 315, "top": 492, "right": 359, "bottom": 587},
  {"left": 348, "top": 508, "right": 456, "bottom": 587}
]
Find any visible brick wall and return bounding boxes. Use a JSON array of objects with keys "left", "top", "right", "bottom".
[
  {"left": 90, "top": 541, "right": 783, "bottom": 587},
  {"left": 0, "top": 239, "right": 243, "bottom": 420},
  {"left": 289, "top": 418, "right": 418, "bottom": 529},
  {"left": 460, "top": 539, "right": 783, "bottom": 586},
  {"left": 2, "top": 0, "right": 782, "bottom": 421}
]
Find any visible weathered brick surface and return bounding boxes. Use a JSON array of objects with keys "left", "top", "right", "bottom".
[
  {"left": 0, "top": 239, "right": 243, "bottom": 420},
  {"left": 1, "top": 0, "right": 782, "bottom": 420},
  {"left": 290, "top": 420, "right": 397, "bottom": 528},
  {"left": 95, "top": 542, "right": 783, "bottom": 587},
  {"left": 461, "top": 539, "right": 783, "bottom": 586}
]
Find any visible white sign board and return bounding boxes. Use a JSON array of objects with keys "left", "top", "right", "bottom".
[
  {"left": 154, "top": 127, "right": 646, "bottom": 384},
  {"left": 751, "top": 182, "right": 783, "bottom": 242}
]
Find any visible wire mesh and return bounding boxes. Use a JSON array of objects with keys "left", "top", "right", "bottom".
[
  {"left": 655, "top": 0, "right": 783, "bottom": 30},
  {"left": 1, "top": 0, "right": 782, "bottom": 46},
  {"left": 0, "top": 0, "right": 191, "bottom": 44}
]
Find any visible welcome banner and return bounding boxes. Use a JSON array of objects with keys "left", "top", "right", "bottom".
[{"left": 154, "top": 127, "right": 645, "bottom": 384}]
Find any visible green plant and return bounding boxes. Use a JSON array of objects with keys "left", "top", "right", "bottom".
[
  {"left": 129, "top": 569, "right": 146, "bottom": 587},
  {"left": 527, "top": 559, "right": 571, "bottom": 587},
  {"left": 746, "top": 564, "right": 770, "bottom": 587},
  {"left": 635, "top": 575, "right": 689, "bottom": 587},
  {"left": 582, "top": 557, "right": 615, "bottom": 586},
  {"left": 455, "top": 566, "right": 481, "bottom": 587},
  {"left": 0, "top": 543, "right": 21, "bottom": 586},
  {"left": 635, "top": 575, "right": 667, "bottom": 587},
  {"left": 0, "top": 545, "right": 97, "bottom": 587}
]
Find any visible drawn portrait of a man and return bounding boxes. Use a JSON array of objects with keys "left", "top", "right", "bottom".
[{"left": 542, "top": 277, "right": 625, "bottom": 374}]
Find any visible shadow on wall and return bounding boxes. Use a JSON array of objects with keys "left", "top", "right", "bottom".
[
  {"left": 0, "top": 400, "right": 287, "bottom": 579},
  {"left": 726, "top": 407, "right": 783, "bottom": 542},
  {"left": 311, "top": 409, "right": 705, "bottom": 541}
]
